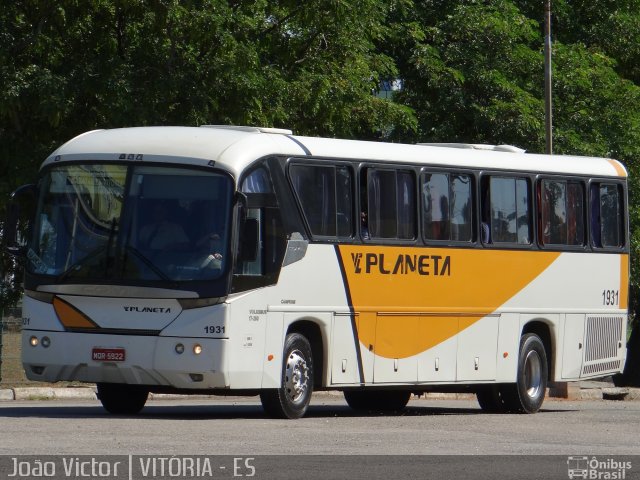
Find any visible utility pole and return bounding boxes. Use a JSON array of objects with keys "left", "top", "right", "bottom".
[{"left": 544, "top": 0, "right": 553, "bottom": 154}]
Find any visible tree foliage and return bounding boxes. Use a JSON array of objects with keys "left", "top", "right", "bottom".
[{"left": 0, "top": 0, "right": 415, "bottom": 187}]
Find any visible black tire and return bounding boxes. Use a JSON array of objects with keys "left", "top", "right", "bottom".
[
  {"left": 501, "top": 333, "right": 548, "bottom": 413},
  {"left": 260, "top": 333, "right": 314, "bottom": 419},
  {"left": 96, "top": 383, "right": 149, "bottom": 414},
  {"left": 344, "top": 390, "right": 411, "bottom": 413},
  {"left": 476, "top": 385, "right": 509, "bottom": 413}
]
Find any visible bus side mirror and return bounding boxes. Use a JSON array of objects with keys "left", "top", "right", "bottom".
[
  {"left": 4, "top": 184, "right": 36, "bottom": 257},
  {"left": 239, "top": 218, "right": 259, "bottom": 263}
]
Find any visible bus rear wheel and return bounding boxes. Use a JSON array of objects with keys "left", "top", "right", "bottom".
[
  {"left": 502, "top": 333, "right": 548, "bottom": 413},
  {"left": 260, "top": 333, "right": 314, "bottom": 419},
  {"left": 344, "top": 390, "right": 411, "bottom": 413},
  {"left": 96, "top": 383, "right": 149, "bottom": 414}
]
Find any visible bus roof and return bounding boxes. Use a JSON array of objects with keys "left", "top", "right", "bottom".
[{"left": 43, "top": 126, "right": 627, "bottom": 179}]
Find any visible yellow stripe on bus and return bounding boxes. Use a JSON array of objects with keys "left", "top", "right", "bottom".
[
  {"left": 53, "top": 297, "right": 99, "bottom": 329},
  {"left": 337, "top": 246, "right": 561, "bottom": 359},
  {"left": 607, "top": 159, "right": 627, "bottom": 178},
  {"left": 620, "top": 254, "right": 629, "bottom": 308}
]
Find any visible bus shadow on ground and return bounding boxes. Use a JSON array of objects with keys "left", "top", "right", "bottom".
[
  {"left": 0, "top": 402, "right": 574, "bottom": 420},
  {"left": 305, "top": 404, "right": 574, "bottom": 418}
]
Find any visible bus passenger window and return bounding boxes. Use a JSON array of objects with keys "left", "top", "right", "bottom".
[
  {"left": 423, "top": 173, "right": 449, "bottom": 240},
  {"left": 336, "top": 166, "right": 353, "bottom": 237},
  {"left": 567, "top": 183, "right": 585, "bottom": 245},
  {"left": 422, "top": 172, "right": 472, "bottom": 242},
  {"left": 364, "top": 168, "right": 416, "bottom": 240},
  {"left": 289, "top": 164, "right": 353, "bottom": 239},
  {"left": 540, "top": 180, "right": 585, "bottom": 247},
  {"left": 592, "top": 183, "right": 624, "bottom": 248},
  {"left": 484, "top": 176, "right": 531, "bottom": 245},
  {"left": 397, "top": 171, "right": 415, "bottom": 239}
]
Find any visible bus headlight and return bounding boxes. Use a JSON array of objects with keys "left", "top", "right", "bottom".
[
  {"left": 175, "top": 343, "right": 185, "bottom": 354},
  {"left": 193, "top": 344, "right": 202, "bottom": 355},
  {"left": 41, "top": 337, "right": 51, "bottom": 348},
  {"left": 29, "top": 336, "right": 39, "bottom": 347}
]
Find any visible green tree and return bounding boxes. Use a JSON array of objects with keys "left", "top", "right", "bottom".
[{"left": 391, "top": 1, "right": 544, "bottom": 149}]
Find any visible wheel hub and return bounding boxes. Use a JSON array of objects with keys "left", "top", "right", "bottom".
[
  {"left": 524, "top": 350, "right": 542, "bottom": 399},
  {"left": 284, "top": 350, "right": 309, "bottom": 404}
]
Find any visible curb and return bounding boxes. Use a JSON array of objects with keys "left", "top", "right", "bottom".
[
  {"left": 0, "top": 389, "right": 14, "bottom": 401},
  {"left": 4, "top": 387, "right": 96, "bottom": 401}
]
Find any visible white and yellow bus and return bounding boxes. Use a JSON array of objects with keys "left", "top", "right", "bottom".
[{"left": 6, "top": 126, "right": 629, "bottom": 418}]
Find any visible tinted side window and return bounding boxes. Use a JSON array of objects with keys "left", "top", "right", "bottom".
[
  {"left": 422, "top": 172, "right": 472, "bottom": 242},
  {"left": 241, "top": 168, "right": 273, "bottom": 193},
  {"left": 336, "top": 166, "right": 353, "bottom": 237},
  {"left": 237, "top": 167, "right": 273, "bottom": 277},
  {"left": 289, "top": 164, "right": 353, "bottom": 239},
  {"left": 234, "top": 165, "right": 286, "bottom": 286},
  {"left": 567, "top": 183, "right": 586, "bottom": 246},
  {"left": 591, "top": 183, "right": 624, "bottom": 248},
  {"left": 540, "top": 179, "right": 585, "bottom": 246},
  {"left": 364, "top": 168, "right": 416, "bottom": 240},
  {"left": 483, "top": 176, "right": 531, "bottom": 245}
]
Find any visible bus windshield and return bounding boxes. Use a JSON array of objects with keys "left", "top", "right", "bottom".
[{"left": 27, "top": 163, "right": 233, "bottom": 283}]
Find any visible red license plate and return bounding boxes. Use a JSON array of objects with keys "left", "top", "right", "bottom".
[{"left": 92, "top": 348, "right": 126, "bottom": 362}]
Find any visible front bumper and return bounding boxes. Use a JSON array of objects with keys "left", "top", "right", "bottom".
[{"left": 22, "top": 330, "right": 229, "bottom": 389}]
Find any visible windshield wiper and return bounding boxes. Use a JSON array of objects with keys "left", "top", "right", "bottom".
[
  {"left": 57, "top": 219, "right": 120, "bottom": 283},
  {"left": 117, "top": 212, "right": 171, "bottom": 282},
  {"left": 56, "top": 246, "right": 108, "bottom": 283},
  {"left": 122, "top": 245, "right": 172, "bottom": 282},
  {"left": 56, "top": 241, "right": 172, "bottom": 283}
]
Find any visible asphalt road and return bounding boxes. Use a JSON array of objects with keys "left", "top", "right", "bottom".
[{"left": 0, "top": 395, "right": 638, "bottom": 456}]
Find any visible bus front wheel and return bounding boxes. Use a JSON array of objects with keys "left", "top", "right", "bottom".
[
  {"left": 96, "top": 383, "right": 149, "bottom": 415},
  {"left": 260, "top": 333, "right": 314, "bottom": 419}
]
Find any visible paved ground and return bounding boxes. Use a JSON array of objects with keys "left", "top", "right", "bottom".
[{"left": 0, "top": 394, "right": 639, "bottom": 456}]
